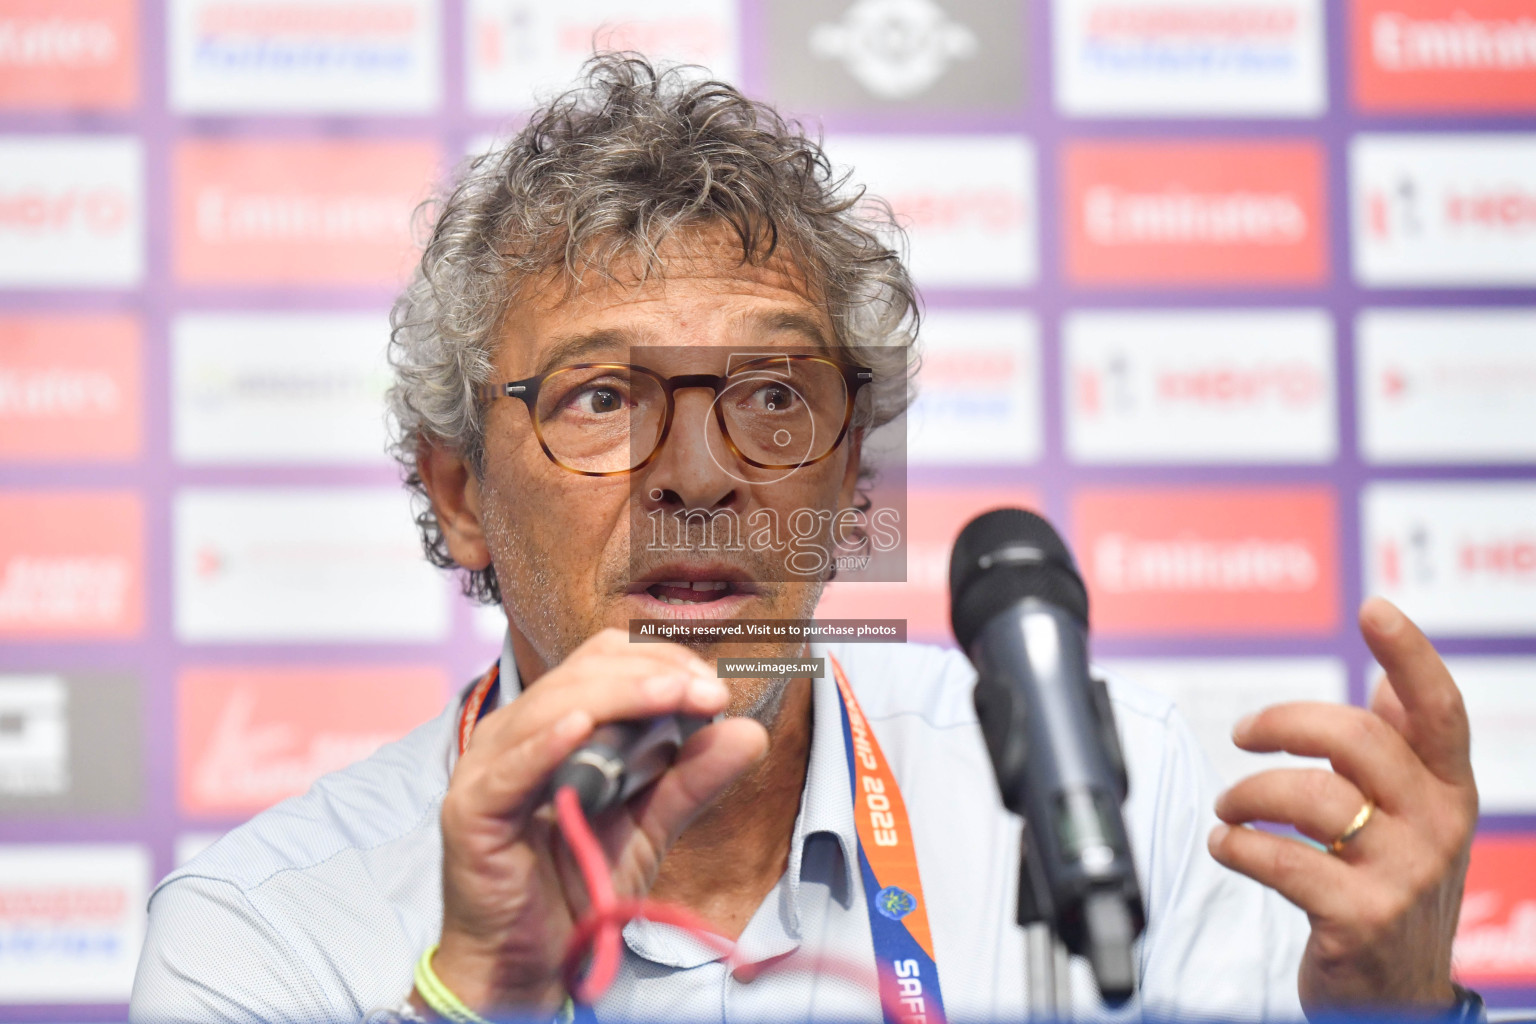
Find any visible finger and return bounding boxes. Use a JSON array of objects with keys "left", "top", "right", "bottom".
[
  {"left": 630, "top": 717, "right": 770, "bottom": 853},
  {"left": 451, "top": 708, "right": 597, "bottom": 822},
  {"left": 1359, "top": 597, "right": 1473, "bottom": 785},
  {"left": 587, "top": 628, "right": 714, "bottom": 676},
  {"left": 1215, "top": 768, "right": 1371, "bottom": 849},
  {"left": 1235, "top": 702, "right": 1422, "bottom": 811},
  {"left": 1208, "top": 822, "right": 1353, "bottom": 919},
  {"left": 1367, "top": 671, "right": 1412, "bottom": 740},
  {"left": 469, "top": 659, "right": 728, "bottom": 757}
]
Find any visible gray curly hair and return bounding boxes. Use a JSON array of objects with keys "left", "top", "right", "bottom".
[{"left": 387, "top": 54, "right": 920, "bottom": 605}]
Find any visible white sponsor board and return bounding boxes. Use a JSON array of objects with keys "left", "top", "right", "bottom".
[
  {"left": 1363, "top": 481, "right": 1536, "bottom": 637},
  {"left": 1102, "top": 658, "right": 1345, "bottom": 786},
  {"left": 169, "top": 0, "right": 441, "bottom": 113},
  {"left": 0, "top": 676, "right": 67, "bottom": 797},
  {"left": 828, "top": 134, "right": 1037, "bottom": 289},
  {"left": 1352, "top": 133, "right": 1536, "bottom": 287},
  {"left": 1369, "top": 658, "right": 1536, "bottom": 815},
  {"left": 466, "top": 0, "right": 738, "bottom": 113},
  {"left": 173, "top": 312, "right": 393, "bottom": 465},
  {"left": 0, "top": 844, "right": 149, "bottom": 1002},
  {"left": 1358, "top": 308, "right": 1536, "bottom": 465},
  {"left": 1065, "top": 309, "right": 1335, "bottom": 463},
  {"left": 1053, "top": 0, "right": 1326, "bottom": 116},
  {"left": 174, "top": 488, "right": 449, "bottom": 642},
  {"left": 909, "top": 310, "right": 1040, "bottom": 464},
  {"left": 0, "top": 136, "right": 142, "bottom": 289}
]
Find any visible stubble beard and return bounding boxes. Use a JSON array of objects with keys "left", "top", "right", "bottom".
[{"left": 480, "top": 482, "right": 826, "bottom": 727}]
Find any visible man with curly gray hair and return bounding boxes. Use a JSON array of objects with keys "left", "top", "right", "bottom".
[{"left": 132, "top": 54, "right": 1481, "bottom": 1024}]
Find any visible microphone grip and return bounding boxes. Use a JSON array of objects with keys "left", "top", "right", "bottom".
[{"left": 550, "top": 715, "right": 711, "bottom": 818}]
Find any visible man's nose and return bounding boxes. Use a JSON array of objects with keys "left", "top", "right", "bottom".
[{"left": 642, "top": 387, "right": 740, "bottom": 511}]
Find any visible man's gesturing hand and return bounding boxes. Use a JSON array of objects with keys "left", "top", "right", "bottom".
[
  {"left": 1207, "top": 597, "right": 1479, "bottom": 1015},
  {"left": 432, "top": 629, "right": 769, "bottom": 1014}
]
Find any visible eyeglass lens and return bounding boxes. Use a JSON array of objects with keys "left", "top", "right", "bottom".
[{"left": 533, "top": 360, "right": 851, "bottom": 474}]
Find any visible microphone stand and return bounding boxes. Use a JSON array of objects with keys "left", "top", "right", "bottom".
[{"left": 1017, "top": 825, "right": 1071, "bottom": 1020}]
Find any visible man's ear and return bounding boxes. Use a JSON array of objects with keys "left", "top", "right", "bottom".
[
  {"left": 838, "top": 427, "right": 865, "bottom": 511},
  {"left": 416, "top": 442, "right": 490, "bottom": 571}
]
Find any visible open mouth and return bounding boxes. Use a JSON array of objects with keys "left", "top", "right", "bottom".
[
  {"left": 627, "top": 565, "right": 760, "bottom": 611},
  {"left": 643, "top": 580, "right": 743, "bottom": 605}
]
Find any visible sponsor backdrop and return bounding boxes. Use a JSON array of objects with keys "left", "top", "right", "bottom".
[{"left": 1, "top": 0, "right": 1534, "bottom": 1014}]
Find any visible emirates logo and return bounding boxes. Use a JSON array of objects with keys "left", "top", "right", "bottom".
[{"left": 809, "top": 0, "right": 978, "bottom": 99}]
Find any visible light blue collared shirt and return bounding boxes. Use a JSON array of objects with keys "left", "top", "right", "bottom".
[{"left": 130, "top": 639, "right": 1309, "bottom": 1022}]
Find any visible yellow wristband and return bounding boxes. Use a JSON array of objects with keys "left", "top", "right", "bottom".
[{"left": 413, "top": 944, "right": 494, "bottom": 1024}]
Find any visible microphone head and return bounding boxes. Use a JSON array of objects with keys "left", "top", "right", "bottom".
[{"left": 949, "top": 508, "right": 1090, "bottom": 650}]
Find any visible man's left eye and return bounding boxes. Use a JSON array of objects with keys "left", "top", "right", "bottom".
[
  {"left": 575, "top": 387, "right": 626, "bottom": 413},
  {"left": 748, "top": 385, "right": 795, "bottom": 411}
]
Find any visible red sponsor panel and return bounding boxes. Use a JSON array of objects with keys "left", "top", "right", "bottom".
[
  {"left": 1073, "top": 487, "right": 1339, "bottom": 635},
  {"left": 173, "top": 139, "right": 439, "bottom": 287},
  {"left": 177, "top": 666, "right": 448, "bottom": 817},
  {"left": 0, "top": 491, "right": 143, "bottom": 639},
  {"left": 816, "top": 488, "right": 1040, "bottom": 639},
  {"left": 0, "top": 0, "right": 138, "bottom": 111},
  {"left": 1064, "top": 141, "right": 1327, "bottom": 287},
  {"left": 1354, "top": 0, "right": 1536, "bottom": 113},
  {"left": 0, "top": 314, "right": 141, "bottom": 461},
  {"left": 1455, "top": 836, "right": 1536, "bottom": 987}
]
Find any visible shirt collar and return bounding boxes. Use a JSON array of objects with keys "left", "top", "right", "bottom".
[
  {"left": 788, "top": 643, "right": 858, "bottom": 910},
  {"left": 496, "top": 629, "right": 522, "bottom": 707}
]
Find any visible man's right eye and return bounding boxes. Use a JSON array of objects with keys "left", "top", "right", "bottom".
[{"left": 568, "top": 385, "right": 627, "bottom": 415}]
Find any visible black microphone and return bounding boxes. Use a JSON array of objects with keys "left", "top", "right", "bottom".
[
  {"left": 550, "top": 715, "right": 713, "bottom": 817},
  {"left": 949, "top": 508, "right": 1145, "bottom": 1004}
]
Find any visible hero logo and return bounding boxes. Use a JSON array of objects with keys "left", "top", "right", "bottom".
[
  {"left": 1352, "top": 134, "right": 1536, "bottom": 286},
  {"left": 1078, "top": 358, "right": 1323, "bottom": 411},
  {"left": 1066, "top": 310, "right": 1335, "bottom": 464},
  {"left": 1365, "top": 482, "right": 1536, "bottom": 636},
  {"left": 1357, "top": 308, "right": 1536, "bottom": 464},
  {"left": 830, "top": 134, "right": 1036, "bottom": 288},
  {"left": 809, "top": 0, "right": 978, "bottom": 99},
  {"left": 468, "top": 0, "right": 738, "bottom": 114},
  {"left": 0, "top": 136, "right": 142, "bottom": 287}
]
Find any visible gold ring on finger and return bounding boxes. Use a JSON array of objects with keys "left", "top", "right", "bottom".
[{"left": 1328, "top": 799, "right": 1375, "bottom": 855}]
